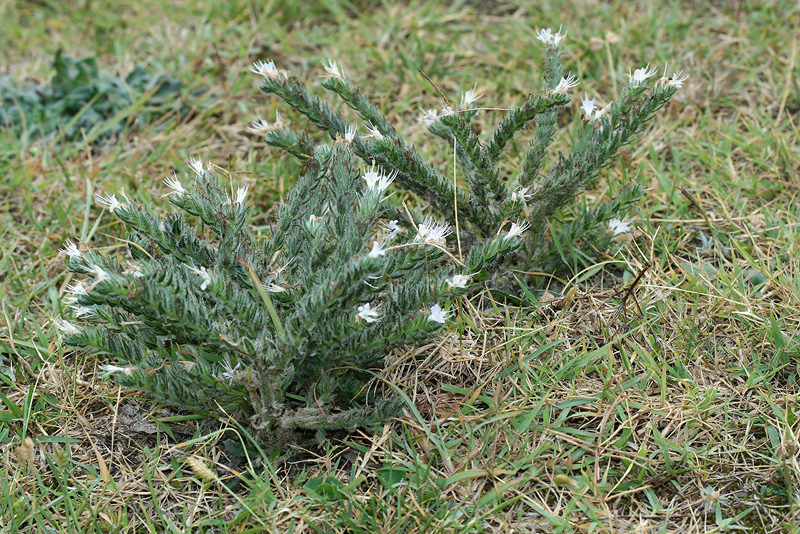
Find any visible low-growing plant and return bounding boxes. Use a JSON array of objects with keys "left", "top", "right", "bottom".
[
  {"left": 57, "top": 141, "right": 522, "bottom": 447},
  {"left": 251, "top": 28, "right": 687, "bottom": 272},
  {"left": 0, "top": 49, "right": 184, "bottom": 142}
]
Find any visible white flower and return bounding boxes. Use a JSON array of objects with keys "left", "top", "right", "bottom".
[
  {"left": 511, "top": 186, "right": 532, "bottom": 203},
  {"left": 250, "top": 59, "right": 279, "bottom": 79},
  {"left": 60, "top": 240, "right": 83, "bottom": 259},
  {"left": 536, "top": 26, "right": 567, "bottom": 47},
  {"left": 71, "top": 305, "right": 95, "bottom": 318},
  {"left": 417, "top": 216, "right": 451, "bottom": 247},
  {"left": 580, "top": 94, "right": 611, "bottom": 122},
  {"left": 89, "top": 264, "right": 107, "bottom": 281},
  {"left": 98, "top": 364, "right": 134, "bottom": 377},
  {"left": 248, "top": 111, "right": 284, "bottom": 133},
  {"left": 551, "top": 74, "right": 580, "bottom": 95},
  {"left": 219, "top": 357, "right": 242, "bottom": 383},
  {"left": 580, "top": 94, "right": 596, "bottom": 118},
  {"left": 668, "top": 70, "right": 689, "bottom": 88},
  {"left": 188, "top": 265, "right": 212, "bottom": 290},
  {"left": 447, "top": 274, "right": 471, "bottom": 289},
  {"left": 608, "top": 217, "right": 633, "bottom": 235},
  {"left": 428, "top": 304, "right": 448, "bottom": 324},
  {"left": 440, "top": 104, "right": 455, "bottom": 118},
  {"left": 96, "top": 192, "right": 126, "bottom": 214},
  {"left": 321, "top": 58, "right": 345, "bottom": 80},
  {"left": 368, "top": 240, "right": 387, "bottom": 258},
  {"left": 66, "top": 281, "right": 88, "bottom": 296},
  {"left": 55, "top": 319, "right": 80, "bottom": 335},
  {"left": 344, "top": 123, "right": 357, "bottom": 143},
  {"left": 418, "top": 108, "right": 439, "bottom": 125},
  {"left": 628, "top": 64, "right": 658, "bottom": 85},
  {"left": 361, "top": 121, "right": 383, "bottom": 141},
  {"left": 460, "top": 83, "right": 483, "bottom": 109},
  {"left": 363, "top": 167, "right": 395, "bottom": 194},
  {"left": 263, "top": 283, "right": 286, "bottom": 293},
  {"left": 163, "top": 173, "right": 186, "bottom": 195},
  {"left": 551, "top": 27, "right": 568, "bottom": 47},
  {"left": 305, "top": 214, "right": 323, "bottom": 236},
  {"left": 504, "top": 220, "right": 530, "bottom": 240},
  {"left": 382, "top": 219, "right": 401, "bottom": 240},
  {"left": 64, "top": 281, "right": 88, "bottom": 305},
  {"left": 234, "top": 184, "right": 249, "bottom": 205},
  {"left": 536, "top": 27, "right": 553, "bottom": 44},
  {"left": 357, "top": 302, "right": 380, "bottom": 323},
  {"left": 126, "top": 263, "right": 144, "bottom": 278},
  {"left": 188, "top": 157, "right": 205, "bottom": 177}
]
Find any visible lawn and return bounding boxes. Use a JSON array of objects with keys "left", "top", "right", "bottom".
[{"left": 2, "top": 1, "right": 800, "bottom": 532}]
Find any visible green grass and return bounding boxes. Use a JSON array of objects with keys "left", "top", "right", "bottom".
[{"left": 2, "top": 0, "right": 800, "bottom": 532}]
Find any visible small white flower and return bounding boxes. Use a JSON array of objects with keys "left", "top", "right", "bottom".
[
  {"left": 551, "top": 74, "right": 580, "bottom": 95},
  {"left": 536, "top": 26, "right": 566, "bottom": 47},
  {"left": 90, "top": 264, "right": 107, "bottom": 281},
  {"left": 220, "top": 357, "right": 242, "bottom": 383},
  {"left": 447, "top": 274, "right": 471, "bottom": 289},
  {"left": 60, "top": 240, "right": 83, "bottom": 259},
  {"left": 357, "top": 302, "right": 380, "bottom": 323},
  {"left": 361, "top": 121, "right": 383, "bottom": 141},
  {"left": 263, "top": 283, "right": 286, "bottom": 293},
  {"left": 96, "top": 192, "right": 126, "bottom": 214},
  {"left": 250, "top": 59, "right": 279, "bottom": 79},
  {"left": 608, "top": 217, "right": 633, "bottom": 235},
  {"left": 66, "top": 281, "right": 88, "bottom": 295},
  {"left": 579, "top": 94, "right": 611, "bottom": 122},
  {"left": 580, "top": 94, "right": 596, "bottom": 118},
  {"left": 368, "top": 240, "right": 387, "bottom": 258},
  {"left": 428, "top": 304, "right": 448, "bottom": 324},
  {"left": 126, "top": 263, "right": 144, "bottom": 278},
  {"left": 248, "top": 111, "right": 284, "bottom": 133},
  {"left": 188, "top": 265, "right": 212, "bottom": 290},
  {"left": 163, "top": 173, "right": 186, "bottom": 195},
  {"left": 363, "top": 167, "right": 395, "bottom": 194},
  {"left": 98, "top": 364, "right": 134, "bottom": 377},
  {"left": 668, "top": 70, "right": 689, "bottom": 88},
  {"left": 551, "top": 27, "right": 568, "bottom": 46},
  {"left": 71, "top": 305, "right": 95, "bottom": 318},
  {"left": 418, "top": 108, "right": 439, "bottom": 125},
  {"left": 511, "top": 186, "right": 532, "bottom": 203},
  {"left": 64, "top": 281, "right": 88, "bottom": 305},
  {"left": 188, "top": 157, "right": 205, "bottom": 177},
  {"left": 382, "top": 219, "right": 401, "bottom": 240},
  {"left": 536, "top": 27, "right": 554, "bottom": 45},
  {"left": 375, "top": 171, "right": 397, "bottom": 195},
  {"left": 504, "top": 220, "right": 530, "bottom": 240},
  {"left": 440, "top": 104, "right": 455, "bottom": 117},
  {"left": 460, "top": 83, "right": 483, "bottom": 109},
  {"left": 234, "top": 184, "right": 249, "bottom": 205},
  {"left": 628, "top": 64, "right": 658, "bottom": 85},
  {"left": 55, "top": 319, "right": 80, "bottom": 335},
  {"left": 417, "top": 216, "right": 451, "bottom": 247},
  {"left": 321, "top": 58, "right": 345, "bottom": 80},
  {"left": 344, "top": 123, "right": 357, "bottom": 143}
]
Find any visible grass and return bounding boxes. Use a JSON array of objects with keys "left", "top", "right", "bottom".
[{"left": 2, "top": 0, "right": 800, "bottom": 532}]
